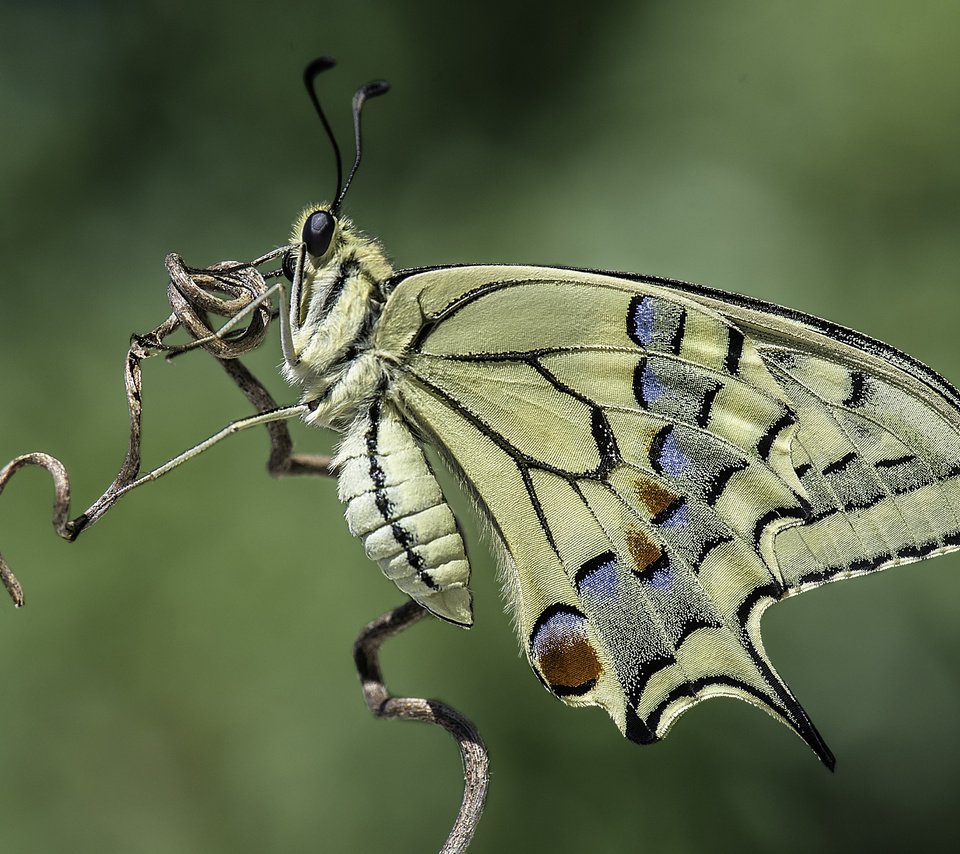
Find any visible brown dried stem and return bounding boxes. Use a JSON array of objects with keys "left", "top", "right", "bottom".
[
  {"left": 354, "top": 600, "right": 490, "bottom": 853},
  {"left": 0, "top": 251, "right": 332, "bottom": 604}
]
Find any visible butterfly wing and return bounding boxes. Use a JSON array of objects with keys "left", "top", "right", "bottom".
[
  {"left": 620, "top": 272, "right": 960, "bottom": 592},
  {"left": 373, "top": 264, "right": 960, "bottom": 765}
]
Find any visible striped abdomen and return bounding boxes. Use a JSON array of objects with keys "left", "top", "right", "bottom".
[{"left": 333, "top": 400, "right": 473, "bottom": 625}]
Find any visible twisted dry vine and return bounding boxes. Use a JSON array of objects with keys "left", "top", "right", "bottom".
[
  {"left": 0, "top": 251, "right": 489, "bottom": 849},
  {"left": 355, "top": 601, "right": 489, "bottom": 853}
]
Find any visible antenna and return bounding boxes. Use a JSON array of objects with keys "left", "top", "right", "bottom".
[
  {"left": 302, "top": 56, "right": 343, "bottom": 206},
  {"left": 301, "top": 57, "right": 390, "bottom": 212},
  {"left": 334, "top": 79, "right": 390, "bottom": 212}
]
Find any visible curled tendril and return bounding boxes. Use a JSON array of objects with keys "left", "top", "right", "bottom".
[
  {"left": 0, "top": 453, "right": 74, "bottom": 605},
  {"left": 0, "top": 248, "right": 289, "bottom": 604},
  {"left": 164, "top": 253, "right": 273, "bottom": 358}
]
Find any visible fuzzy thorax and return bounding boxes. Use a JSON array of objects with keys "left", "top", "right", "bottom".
[{"left": 283, "top": 205, "right": 396, "bottom": 428}]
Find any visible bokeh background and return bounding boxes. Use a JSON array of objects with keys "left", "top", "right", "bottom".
[{"left": 2, "top": 1, "right": 960, "bottom": 851}]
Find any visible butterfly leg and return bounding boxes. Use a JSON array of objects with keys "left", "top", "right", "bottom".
[
  {"left": 354, "top": 599, "right": 488, "bottom": 854},
  {"left": 215, "top": 357, "right": 335, "bottom": 479},
  {"left": 278, "top": 244, "right": 304, "bottom": 367}
]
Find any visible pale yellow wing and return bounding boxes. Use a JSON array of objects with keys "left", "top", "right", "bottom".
[{"left": 373, "top": 264, "right": 960, "bottom": 765}]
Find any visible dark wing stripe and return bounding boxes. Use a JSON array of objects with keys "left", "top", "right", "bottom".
[
  {"left": 733, "top": 585, "right": 836, "bottom": 768},
  {"left": 669, "top": 307, "right": 687, "bottom": 355},
  {"left": 875, "top": 454, "right": 917, "bottom": 469},
  {"left": 753, "top": 507, "right": 806, "bottom": 549},
  {"left": 407, "top": 371, "right": 605, "bottom": 479},
  {"left": 633, "top": 359, "right": 650, "bottom": 408},
  {"left": 842, "top": 370, "right": 869, "bottom": 408},
  {"left": 675, "top": 616, "right": 722, "bottom": 646},
  {"left": 792, "top": 528, "right": 960, "bottom": 590},
  {"left": 822, "top": 451, "right": 858, "bottom": 477},
  {"left": 694, "top": 534, "right": 735, "bottom": 568},
  {"left": 643, "top": 673, "right": 834, "bottom": 770},
  {"left": 696, "top": 382, "right": 722, "bottom": 428},
  {"left": 842, "top": 493, "right": 886, "bottom": 513},
  {"left": 629, "top": 654, "right": 677, "bottom": 704},
  {"left": 649, "top": 426, "right": 672, "bottom": 475},
  {"left": 591, "top": 409, "right": 621, "bottom": 475},
  {"left": 631, "top": 551, "right": 671, "bottom": 584},
  {"left": 756, "top": 411, "right": 795, "bottom": 461},
  {"left": 574, "top": 550, "right": 618, "bottom": 589},
  {"left": 725, "top": 327, "right": 745, "bottom": 374},
  {"left": 704, "top": 460, "right": 749, "bottom": 505},
  {"left": 651, "top": 496, "right": 686, "bottom": 527}
]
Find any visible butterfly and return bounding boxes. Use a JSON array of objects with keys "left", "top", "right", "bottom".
[{"left": 263, "top": 59, "right": 960, "bottom": 771}]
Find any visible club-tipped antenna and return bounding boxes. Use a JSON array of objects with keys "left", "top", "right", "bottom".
[
  {"left": 333, "top": 79, "right": 390, "bottom": 212},
  {"left": 303, "top": 56, "right": 344, "bottom": 207}
]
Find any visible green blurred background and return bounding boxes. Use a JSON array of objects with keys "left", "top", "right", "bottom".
[{"left": 2, "top": 1, "right": 959, "bottom": 851}]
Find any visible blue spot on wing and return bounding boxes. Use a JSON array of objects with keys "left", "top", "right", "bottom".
[
  {"left": 576, "top": 553, "right": 619, "bottom": 598},
  {"left": 642, "top": 362, "right": 665, "bottom": 403},
  {"left": 657, "top": 429, "right": 689, "bottom": 476},
  {"left": 648, "top": 565, "right": 674, "bottom": 589},
  {"left": 631, "top": 296, "right": 656, "bottom": 345},
  {"left": 661, "top": 502, "right": 689, "bottom": 529},
  {"left": 530, "top": 607, "right": 589, "bottom": 659}
]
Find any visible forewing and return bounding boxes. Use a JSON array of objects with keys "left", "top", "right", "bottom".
[{"left": 622, "top": 272, "right": 960, "bottom": 592}]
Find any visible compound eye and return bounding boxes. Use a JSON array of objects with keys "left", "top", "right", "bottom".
[{"left": 301, "top": 210, "right": 336, "bottom": 258}]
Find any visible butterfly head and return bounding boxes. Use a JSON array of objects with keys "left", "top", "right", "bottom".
[
  {"left": 285, "top": 202, "right": 392, "bottom": 325},
  {"left": 286, "top": 204, "right": 343, "bottom": 285}
]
